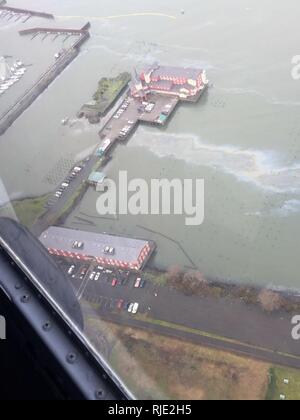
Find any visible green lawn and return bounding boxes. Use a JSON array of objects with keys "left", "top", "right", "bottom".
[
  {"left": 0, "top": 194, "right": 50, "bottom": 228},
  {"left": 87, "top": 72, "right": 131, "bottom": 115},
  {"left": 267, "top": 366, "right": 300, "bottom": 400},
  {"left": 143, "top": 270, "right": 168, "bottom": 286}
]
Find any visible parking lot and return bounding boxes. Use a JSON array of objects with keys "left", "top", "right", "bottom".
[
  {"left": 55, "top": 257, "right": 153, "bottom": 316},
  {"left": 99, "top": 96, "right": 139, "bottom": 146},
  {"left": 45, "top": 161, "right": 88, "bottom": 209},
  {"left": 97, "top": 92, "right": 180, "bottom": 153}
]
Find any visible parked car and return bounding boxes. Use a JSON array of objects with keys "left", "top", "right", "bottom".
[
  {"left": 68, "top": 265, "right": 75, "bottom": 275},
  {"left": 117, "top": 299, "right": 124, "bottom": 310},
  {"left": 132, "top": 303, "right": 139, "bottom": 314},
  {"left": 128, "top": 303, "right": 134, "bottom": 313},
  {"left": 134, "top": 277, "right": 141, "bottom": 288},
  {"left": 112, "top": 278, "right": 118, "bottom": 287},
  {"left": 95, "top": 272, "right": 101, "bottom": 281},
  {"left": 89, "top": 272, "right": 96, "bottom": 280},
  {"left": 140, "top": 279, "right": 146, "bottom": 288},
  {"left": 79, "top": 267, "right": 88, "bottom": 278}
]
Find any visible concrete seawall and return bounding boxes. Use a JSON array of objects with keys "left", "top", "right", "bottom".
[{"left": 0, "top": 50, "right": 79, "bottom": 135}]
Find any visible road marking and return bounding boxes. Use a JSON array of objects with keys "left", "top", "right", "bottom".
[
  {"left": 77, "top": 272, "right": 92, "bottom": 300},
  {"left": 76, "top": 274, "right": 87, "bottom": 298}
]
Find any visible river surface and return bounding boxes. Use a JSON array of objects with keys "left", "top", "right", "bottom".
[{"left": 1, "top": 0, "right": 300, "bottom": 288}]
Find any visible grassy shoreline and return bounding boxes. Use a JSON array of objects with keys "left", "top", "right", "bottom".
[
  {"left": 0, "top": 194, "right": 50, "bottom": 228},
  {"left": 78, "top": 72, "right": 131, "bottom": 124}
]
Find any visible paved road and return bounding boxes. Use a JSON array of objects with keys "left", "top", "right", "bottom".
[{"left": 95, "top": 311, "right": 300, "bottom": 371}]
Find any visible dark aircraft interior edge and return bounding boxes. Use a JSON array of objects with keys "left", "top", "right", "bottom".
[{"left": 0, "top": 217, "right": 129, "bottom": 400}]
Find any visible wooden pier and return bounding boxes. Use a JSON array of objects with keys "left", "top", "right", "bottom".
[
  {"left": 0, "top": 4, "right": 54, "bottom": 20},
  {"left": 19, "top": 25, "right": 89, "bottom": 36}
]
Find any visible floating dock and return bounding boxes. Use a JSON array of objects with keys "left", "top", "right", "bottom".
[
  {"left": 19, "top": 24, "right": 91, "bottom": 36},
  {"left": 0, "top": 24, "right": 90, "bottom": 136}
]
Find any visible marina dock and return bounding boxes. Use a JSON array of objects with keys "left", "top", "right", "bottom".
[
  {"left": 0, "top": 4, "right": 54, "bottom": 20},
  {"left": 0, "top": 24, "right": 90, "bottom": 136},
  {"left": 19, "top": 25, "right": 90, "bottom": 37}
]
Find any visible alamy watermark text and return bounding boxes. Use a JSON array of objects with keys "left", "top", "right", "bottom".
[{"left": 96, "top": 171, "right": 205, "bottom": 226}]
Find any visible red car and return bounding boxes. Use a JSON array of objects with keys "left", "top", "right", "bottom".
[
  {"left": 117, "top": 299, "right": 124, "bottom": 310},
  {"left": 112, "top": 278, "right": 118, "bottom": 287}
]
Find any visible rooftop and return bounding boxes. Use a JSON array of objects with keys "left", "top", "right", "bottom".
[
  {"left": 39, "top": 226, "right": 154, "bottom": 269},
  {"left": 143, "top": 65, "right": 204, "bottom": 80},
  {"left": 88, "top": 171, "right": 106, "bottom": 184}
]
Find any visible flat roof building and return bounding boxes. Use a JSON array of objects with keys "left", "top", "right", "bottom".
[
  {"left": 39, "top": 226, "right": 155, "bottom": 271},
  {"left": 88, "top": 171, "right": 106, "bottom": 188}
]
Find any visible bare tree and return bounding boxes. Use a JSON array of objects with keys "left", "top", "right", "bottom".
[
  {"left": 166, "top": 265, "right": 183, "bottom": 287},
  {"left": 182, "top": 271, "right": 209, "bottom": 295},
  {"left": 258, "top": 289, "right": 283, "bottom": 313}
]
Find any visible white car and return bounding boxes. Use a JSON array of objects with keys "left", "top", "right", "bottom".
[
  {"left": 68, "top": 265, "right": 75, "bottom": 275},
  {"left": 89, "top": 272, "right": 96, "bottom": 280},
  {"left": 128, "top": 303, "right": 134, "bottom": 313},
  {"left": 94, "top": 273, "right": 101, "bottom": 281},
  {"left": 134, "top": 278, "right": 141, "bottom": 288},
  {"left": 132, "top": 303, "right": 139, "bottom": 314}
]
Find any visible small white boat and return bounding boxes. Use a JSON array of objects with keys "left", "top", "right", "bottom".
[{"left": 61, "top": 118, "right": 69, "bottom": 126}]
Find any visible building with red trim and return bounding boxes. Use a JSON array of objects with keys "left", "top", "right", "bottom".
[
  {"left": 39, "top": 227, "right": 155, "bottom": 271},
  {"left": 131, "top": 64, "right": 209, "bottom": 100}
]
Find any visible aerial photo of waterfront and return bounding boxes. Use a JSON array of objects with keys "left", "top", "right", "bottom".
[{"left": 1, "top": 0, "right": 300, "bottom": 400}]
